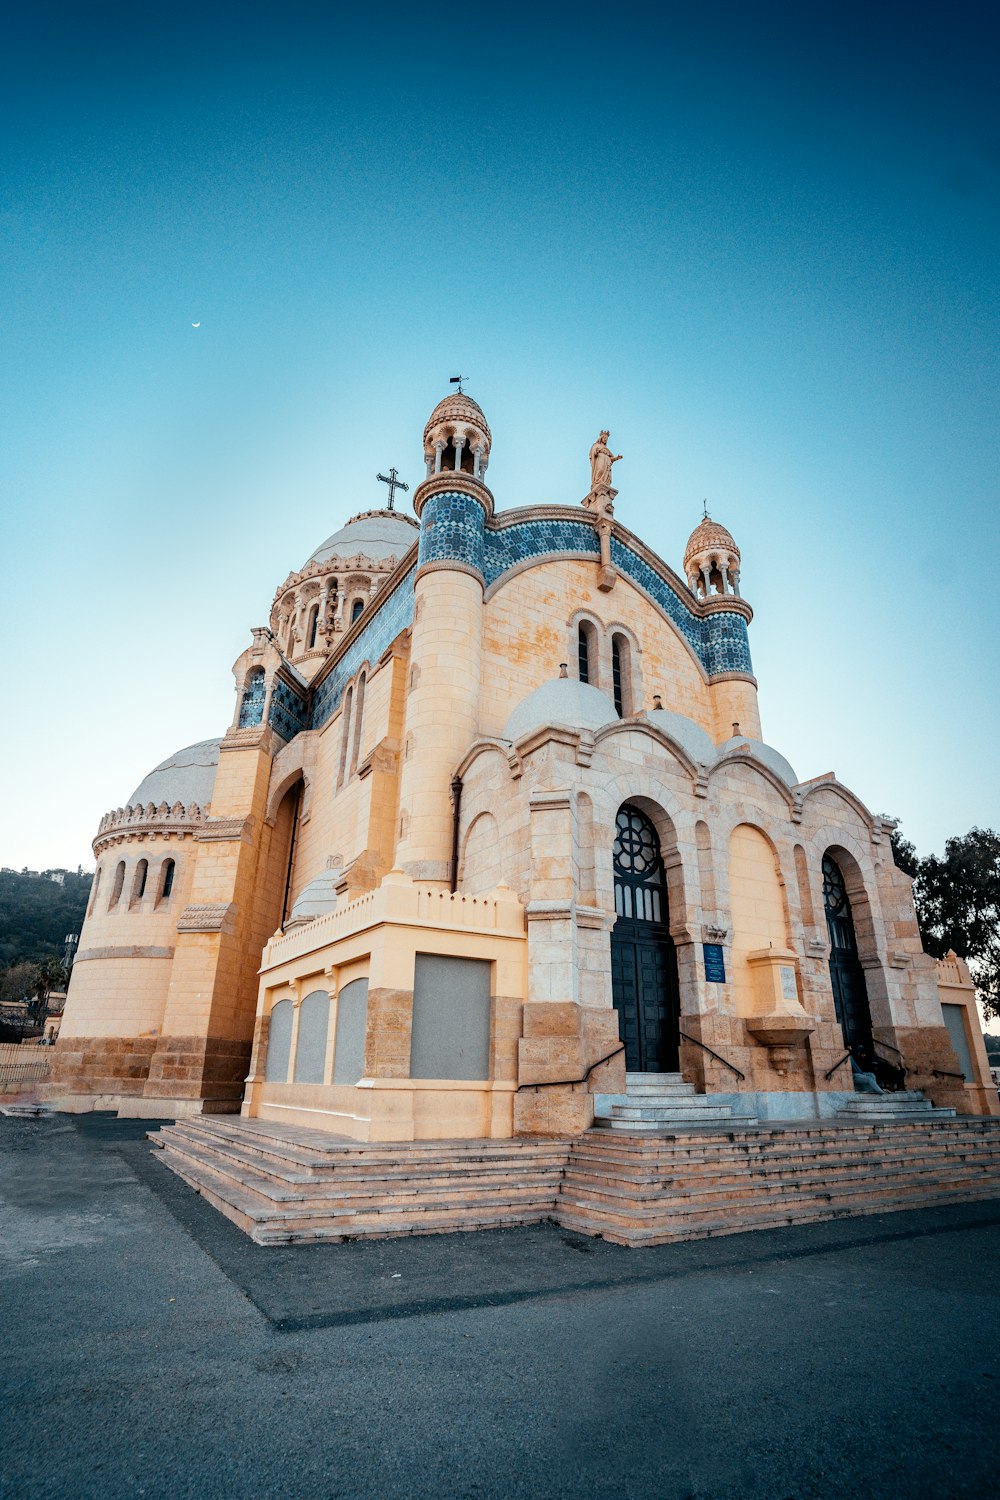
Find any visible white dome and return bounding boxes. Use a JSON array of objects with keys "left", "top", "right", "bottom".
[
  {"left": 128, "top": 739, "right": 221, "bottom": 808},
  {"left": 504, "top": 679, "right": 620, "bottom": 742},
  {"left": 288, "top": 870, "right": 340, "bottom": 923},
  {"left": 716, "top": 737, "right": 798, "bottom": 786},
  {"left": 304, "top": 509, "right": 418, "bottom": 569},
  {"left": 644, "top": 709, "right": 715, "bottom": 765}
]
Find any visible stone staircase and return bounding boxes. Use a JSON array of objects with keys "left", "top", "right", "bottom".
[
  {"left": 149, "top": 1112, "right": 1000, "bottom": 1249},
  {"left": 557, "top": 1118, "right": 1000, "bottom": 1246},
  {"left": 836, "top": 1090, "right": 955, "bottom": 1122},
  {"left": 148, "top": 1116, "right": 571, "bottom": 1245},
  {"left": 594, "top": 1072, "right": 758, "bottom": 1131}
]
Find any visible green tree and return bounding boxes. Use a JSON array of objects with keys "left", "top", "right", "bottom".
[
  {"left": 30, "top": 956, "right": 68, "bottom": 1020},
  {"left": 913, "top": 828, "right": 1000, "bottom": 1022},
  {"left": 0, "top": 960, "right": 41, "bottom": 1005}
]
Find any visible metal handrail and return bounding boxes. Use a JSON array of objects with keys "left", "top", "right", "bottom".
[
  {"left": 872, "top": 1039, "right": 904, "bottom": 1059},
  {"left": 933, "top": 1068, "right": 966, "bottom": 1081},
  {"left": 825, "top": 1050, "right": 854, "bottom": 1081},
  {"left": 516, "top": 1044, "right": 626, "bottom": 1093},
  {"left": 678, "top": 1030, "right": 746, "bottom": 1082}
]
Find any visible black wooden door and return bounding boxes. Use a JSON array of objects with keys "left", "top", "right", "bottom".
[
  {"left": 823, "top": 854, "right": 873, "bottom": 1053},
  {"left": 611, "top": 806, "right": 680, "bottom": 1073}
]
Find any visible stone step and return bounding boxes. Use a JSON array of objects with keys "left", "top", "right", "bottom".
[
  {"left": 157, "top": 1136, "right": 565, "bottom": 1213},
  {"left": 562, "top": 1151, "right": 1000, "bottom": 1193},
  {"left": 560, "top": 1154, "right": 1000, "bottom": 1213},
  {"left": 572, "top": 1123, "right": 1000, "bottom": 1155},
  {"left": 563, "top": 1141, "right": 1000, "bottom": 1183},
  {"left": 172, "top": 1115, "right": 569, "bottom": 1165},
  {"left": 150, "top": 1114, "right": 1000, "bottom": 1249},
  {"left": 163, "top": 1128, "right": 569, "bottom": 1182},
  {"left": 559, "top": 1158, "right": 1000, "bottom": 1216},
  {"left": 838, "top": 1101, "right": 956, "bottom": 1120},
  {"left": 598, "top": 1105, "right": 753, "bottom": 1123},
  {"left": 557, "top": 1178, "right": 1000, "bottom": 1247},
  {"left": 154, "top": 1146, "right": 559, "bottom": 1245}
]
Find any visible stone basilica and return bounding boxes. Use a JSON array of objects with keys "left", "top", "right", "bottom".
[{"left": 51, "top": 390, "right": 996, "bottom": 1143}]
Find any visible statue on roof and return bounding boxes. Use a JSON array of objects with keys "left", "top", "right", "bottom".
[{"left": 589, "top": 430, "right": 622, "bottom": 492}]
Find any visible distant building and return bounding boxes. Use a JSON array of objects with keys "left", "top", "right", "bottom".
[{"left": 51, "top": 390, "right": 999, "bottom": 1133}]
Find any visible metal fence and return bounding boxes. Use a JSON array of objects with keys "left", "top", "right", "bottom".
[{"left": 0, "top": 1043, "right": 51, "bottom": 1094}]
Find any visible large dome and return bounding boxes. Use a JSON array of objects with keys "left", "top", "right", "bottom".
[
  {"left": 128, "top": 739, "right": 221, "bottom": 808},
  {"left": 304, "top": 509, "right": 418, "bottom": 570}
]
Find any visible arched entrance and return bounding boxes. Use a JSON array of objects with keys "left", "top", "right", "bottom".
[
  {"left": 610, "top": 805, "right": 680, "bottom": 1072},
  {"left": 822, "top": 853, "right": 874, "bottom": 1053}
]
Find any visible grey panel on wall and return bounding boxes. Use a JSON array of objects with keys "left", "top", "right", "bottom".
[
  {"left": 294, "top": 990, "right": 329, "bottom": 1084},
  {"left": 333, "top": 978, "right": 369, "bottom": 1084},
  {"left": 942, "top": 1003, "right": 974, "bottom": 1082},
  {"left": 265, "top": 999, "right": 294, "bottom": 1083},
  {"left": 410, "top": 953, "right": 491, "bottom": 1081}
]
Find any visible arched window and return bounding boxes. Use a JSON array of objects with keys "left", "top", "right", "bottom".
[
  {"left": 613, "top": 806, "right": 666, "bottom": 923},
  {"left": 350, "top": 598, "right": 365, "bottom": 626},
  {"left": 306, "top": 604, "right": 319, "bottom": 650},
  {"left": 337, "top": 686, "right": 354, "bottom": 788},
  {"left": 611, "top": 633, "right": 633, "bottom": 717},
  {"left": 87, "top": 865, "right": 103, "bottom": 917},
  {"left": 578, "top": 621, "right": 593, "bottom": 687},
  {"left": 130, "top": 859, "right": 148, "bottom": 907},
  {"left": 159, "top": 858, "right": 176, "bottom": 903},
  {"left": 238, "top": 668, "right": 266, "bottom": 728},
  {"left": 350, "top": 672, "right": 367, "bottom": 774},
  {"left": 109, "top": 860, "right": 126, "bottom": 910}
]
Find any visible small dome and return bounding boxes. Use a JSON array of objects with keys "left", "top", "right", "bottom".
[
  {"left": 683, "top": 515, "right": 740, "bottom": 572},
  {"left": 128, "top": 739, "right": 221, "bottom": 808},
  {"left": 644, "top": 709, "right": 716, "bottom": 765},
  {"left": 423, "top": 392, "right": 492, "bottom": 448},
  {"left": 504, "top": 679, "right": 619, "bottom": 742},
  {"left": 716, "top": 737, "right": 798, "bottom": 786},
  {"left": 288, "top": 870, "right": 339, "bottom": 923},
  {"left": 304, "top": 509, "right": 418, "bottom": 570}
]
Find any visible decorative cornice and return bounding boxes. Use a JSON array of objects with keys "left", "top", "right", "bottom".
[
  {"left": 701, "top": 595, "right": 754, "bottom": 624},
  {"left": 75, "top": 945, "right": 175, "bottom": 962},
  {"left": 176, "top": 902, "right": 237, "bottom": 934},
  {"left": 414, "top": 559, "right": 485, "bottom": 589},
  {"left": 93, "top": 802, "right": 206, "bottom": 855},
  {"left": 220, "top": 725, "right": 281, "bottom": 753}
]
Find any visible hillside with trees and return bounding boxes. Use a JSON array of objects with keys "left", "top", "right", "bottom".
[{"left": 0, "top": 867, "right": 93, "bottom": 969}]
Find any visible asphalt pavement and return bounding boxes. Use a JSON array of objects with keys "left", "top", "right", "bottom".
[{"left": 1, "top": 1112, "right": 997, "bottom": 1500}]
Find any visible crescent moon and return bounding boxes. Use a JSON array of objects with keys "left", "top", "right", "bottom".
[{"left": 191, "top": 322, "right": 201, "bottom": 328}]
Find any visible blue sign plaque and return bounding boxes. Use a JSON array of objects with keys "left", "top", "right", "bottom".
[{"left": 703, "top": 943, "right": 726, "bottom": 983}]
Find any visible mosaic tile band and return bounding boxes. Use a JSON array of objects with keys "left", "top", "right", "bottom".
[
  {"left": 268, "top": 677, "right": 310, "bottom": 742},
  {"left": 311, "top": 566, "right": 417, "bottom": 730},
  {"left": 286, "top": 506, "right": 751, "bottom": 742},
  {"left": 238, "top": 668, "right": 266, "bottom": 728}
]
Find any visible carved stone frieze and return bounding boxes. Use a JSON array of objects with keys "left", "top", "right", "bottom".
[
  {"left": 176, "top": 902, "right": 237, "bottom": 934},
  {"left": 196, "top": 815, "right": 255, "bottom": 844}
]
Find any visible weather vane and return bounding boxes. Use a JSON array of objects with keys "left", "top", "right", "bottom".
[
  {"left": 377, "top": 467, "right": 409, "bottom": 511},
  {"left": 450, "top": 374, "right": 467, "bottom": 394}
]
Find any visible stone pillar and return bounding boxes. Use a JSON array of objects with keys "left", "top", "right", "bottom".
[{"left": 396, "top": 479, "right": 490, "bottom": 884}]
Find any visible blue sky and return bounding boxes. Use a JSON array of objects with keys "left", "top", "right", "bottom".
[{"left": 1, "top": 1, "right": 997, "bottom": 871}]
